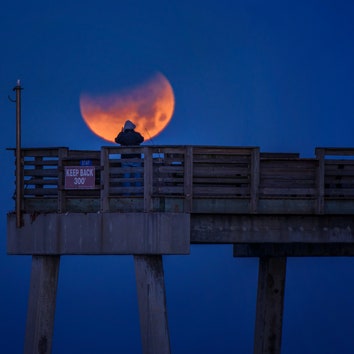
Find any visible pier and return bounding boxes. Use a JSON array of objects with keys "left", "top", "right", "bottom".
[{"left": 7, "top": 145, "right": 354, "bottom": 354}]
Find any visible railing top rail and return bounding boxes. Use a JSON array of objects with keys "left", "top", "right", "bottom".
[
  {"left": 7, "top": 147, "right": 68, "bottom": 151},
  {"left": 6, "top": 146, "right": 354, "bottom": 156},
  {"left": 316, "top": 147, "right": 354, "bottom": 157},
  {"left": 102, "top": 145, "right": 260, "bottom": 149}
]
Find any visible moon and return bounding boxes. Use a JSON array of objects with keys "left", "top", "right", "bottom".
[{"left": 80, "top": 72, "right": 175, "bottom": 143}]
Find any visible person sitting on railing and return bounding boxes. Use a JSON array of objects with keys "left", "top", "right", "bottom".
[{"left": 115, "top": 120, "right": 144, "bottom": 194}]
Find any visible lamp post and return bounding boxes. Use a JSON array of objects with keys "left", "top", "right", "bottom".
[{"left": 14, "top": 80, "right": 23, "bottom": 227}]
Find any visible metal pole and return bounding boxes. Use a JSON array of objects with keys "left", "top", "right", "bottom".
[{"left": 14, "top": 80, "right": 23, "bottom": 228}]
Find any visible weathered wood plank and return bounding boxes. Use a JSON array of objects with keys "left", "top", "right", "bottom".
[
  {"left": 24, "top": 169, "right": 59, "bottom": 177},
  {"left": 65, "top": 150, "right": 100, "bottom": 159},
  {"left": 251, "top": 148, "right": 260, "bottom": 213},
  {"left": 184, "top": 146, "right": 193, "bottom": 212},
  {"left": 156, "top": 166, "right": 184, "bottom": 173},
  {"left": 24, "top": 179, "right": 58, "bottom": 185},
  {"left": 21, "top": 148, "right": 66, "bottom": 157},
  {"left": 24, "top": 188, "right": 58, "bottom": 196},
  {"left": 326, "top": 160, "right": 354, "bottom": 166},
  {"left": 155, "top": 186, "right": 184, "bottom": 194},
  {"left": 261, "top": 170, "right": 316, "bottom": 177},
  {"left": 192, "top": 146, "right": 257, "bottom": 154},
  {"left": 193, "top": 186, "right": 250, "bottom": 196},
  {"left": 261, "top": 153, "right": 300, "bottom": 158},
  {"left": 259, "top": 187, "right": 316, "bottom": 195},
  {"left": 144, "top": 147, "right": 153, "bottom": 212},
  {"left": 23, "top": 160, "right": 59, "bottom": 166},
  {"left": 193, "top": 177, "right": 249, "bottom": 184},
  {"left": 108, "top": 158, "right": 144, "bottom": 165},
  {"left": 109, "top": 186, "right": 144, "bottom": 195},
  {"left": 155, "top": 177, "right": 184, "bottom": 184},
  {"left": 150, "top": 146, "right": 187, "bottom": 154},
  {"left": 316, "top": 147, "right": 354, "bottom": 156},
  {"left": 100, "top": 148, "right": 110, "bottom": 212},
  {"left": 193, "top": 156, "right": 251, "bottom": 163},
  {"left": 193, "top": 166, "right": 250, "bottom": 176},
  {"left": 260, "top": 179, "right": 316, "bottom": 186},
  {"left": 325, "top": 189, "right": 354, "bottom": 196}
]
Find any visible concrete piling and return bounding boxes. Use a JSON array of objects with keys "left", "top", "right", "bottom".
[
  {"left": 134, "top": 255, "right": 171, "bottom": 354},
  {"left": 254, "top": 256, "right": 287, "bottom": 354},
  {"left": 24, "top": 256, "right": 60, "bottom": 354}
]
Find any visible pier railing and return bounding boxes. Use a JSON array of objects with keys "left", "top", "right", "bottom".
[{"left": 13, "top": 146, "right": 354, "bottom": 214}]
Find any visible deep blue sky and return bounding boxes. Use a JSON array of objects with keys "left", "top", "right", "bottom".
[{"left": 1, "top": 1, "right": 354, "bottom": 353}]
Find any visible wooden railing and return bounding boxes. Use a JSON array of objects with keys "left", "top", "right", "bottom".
[{"left": 13, "top": 146, "right": 354, "bottom": 214}]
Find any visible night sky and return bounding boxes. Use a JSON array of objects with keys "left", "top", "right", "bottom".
[{"left": 1, "top": 1, "right": 354, "bottom": 353}]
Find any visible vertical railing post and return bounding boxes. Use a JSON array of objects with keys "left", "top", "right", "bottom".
[
  {"left": 184, "top": 146, "right": 193, "bottom": 213},
  {"left": 315, "top": 148, "right": 325, "bottom": 214},
  {"left": 250, "top": 147, "right": 260, "bottom": 213},
  {"left": 100, "top": 147, "right": 110, "bottom": 212},
  {"left": 143, "top": 146, "right": 153, "bottom": 212},
  {"left": 57, "top": 148, "right": 68, "bottom": 213}
]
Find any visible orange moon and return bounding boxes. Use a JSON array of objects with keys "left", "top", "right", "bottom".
[{"left": 80, "top": 72, "right": 175, "bottom": 143}]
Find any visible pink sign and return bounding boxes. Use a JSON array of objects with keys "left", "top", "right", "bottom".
[{"left": 65, "top": 166, "right": 95, "bottom": 189}]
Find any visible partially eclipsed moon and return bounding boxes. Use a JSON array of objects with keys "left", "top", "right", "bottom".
[{"left": 80, "top": 72, "right": 175, "bottom": 143}]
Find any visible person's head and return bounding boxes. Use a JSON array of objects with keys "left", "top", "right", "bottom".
[{"left": 123, "top": 120, "right": 136, "bottom": 131}]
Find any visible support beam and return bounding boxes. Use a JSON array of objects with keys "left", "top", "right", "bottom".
[
  {"left": 254, "top": 257, "right": 286, "bottom": 354},
  {"left": 24, "top": 256, "right": 60, "bottom": 354},
  {"left": 191, "top": 214, "right": 354, "bottom": 243},
  {"left": 8, "top": 212, "right": 190, "bottom": 255},
  {"left": 233, "top": 243, "right": 354, "bottom": 257},
  {"left": 134, "top": 255, "right": 171, "bottom": 354}
]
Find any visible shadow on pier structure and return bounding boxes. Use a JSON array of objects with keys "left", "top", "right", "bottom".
[{"left": 7, "top": 145, "right": 354, "bottom": 354}]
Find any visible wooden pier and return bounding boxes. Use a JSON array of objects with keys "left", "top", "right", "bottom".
[{"left": 7, "top": 145, "right": 354, "bottom": 354}]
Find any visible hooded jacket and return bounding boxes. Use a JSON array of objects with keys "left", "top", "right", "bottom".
[{"left": 115, "top": 120, "right": 144, "bottom": 158}]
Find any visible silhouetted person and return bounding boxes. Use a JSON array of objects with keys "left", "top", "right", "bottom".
[
  {"left": 115, "top": 120, "right": 144, "bottom": 193},
  {"left": 115, "top": 120, "right": 144, "bottom": 151}
]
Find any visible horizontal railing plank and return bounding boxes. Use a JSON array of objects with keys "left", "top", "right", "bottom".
[{"left": 24, "top": 169, "right": 59, "bottom": 177}]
